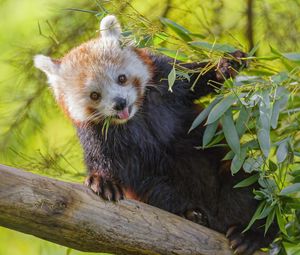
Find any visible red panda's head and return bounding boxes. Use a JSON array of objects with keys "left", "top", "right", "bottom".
[{"left": 34, "top": 15, "right": 152, "bottom": 125}]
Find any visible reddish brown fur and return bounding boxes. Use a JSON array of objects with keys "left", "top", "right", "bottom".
[
  {"left": 123, "top": 188, "right": 141, "bottom": 200},
  {"left": 133, "top": 48, "right": 155, "bottom": 75}
]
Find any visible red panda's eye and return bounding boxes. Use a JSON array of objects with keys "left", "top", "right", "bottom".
[
  {"left": 118, "top": 74, "right": 127, "bottom": 85},
  {"left": 90, "top": 92, "right": 101, "bottom": 101}
]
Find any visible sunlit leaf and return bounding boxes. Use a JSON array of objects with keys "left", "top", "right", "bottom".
[
  {"left": 248, "top": 41, "right": 260, "bottom": 57},
  {"left": 189, "top": 41, "right": 236, "bottom": 53},
  {"left": 189, "top": 32, "right": 206, "bottom": 39},
  {"left": 152, "top": 32, "right": 168, "bottom": 45},
  {"left": 280, "top": 183, "right": 300, "bottom": 196},
  {"left": 157, "top": 48, "right": 189, "bottom": 61},
  {"left": 283, "top": 242, "right": 300, "bottom": 255},
  {"left": 160, "top": 17, "right": 192, "bottom": 42},
  {"left": 271, "top": 72, "right": 289, "bottom": 84},
  {"left": 269, "top": 160, "right": 278, "bottom": 172},
  {"left": 282, "top": 52, "right": 300, "bottom": 62}
]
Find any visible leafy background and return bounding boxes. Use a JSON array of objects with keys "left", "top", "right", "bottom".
[{"left": 0, "top": 0, "right": 299, "bottom": 254}]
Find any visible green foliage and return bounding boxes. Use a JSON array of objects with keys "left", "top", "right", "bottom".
[{"left": 188, "top": 42, "right": 300, "bottom": 254}]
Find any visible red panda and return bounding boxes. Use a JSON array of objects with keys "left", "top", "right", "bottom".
[{"left": 34, "top": 15, "right": 277, "bottom": 255}]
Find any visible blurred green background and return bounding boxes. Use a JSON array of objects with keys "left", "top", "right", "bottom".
[{"left": 0, "top": 0, "right": 299, "bottom": 254}]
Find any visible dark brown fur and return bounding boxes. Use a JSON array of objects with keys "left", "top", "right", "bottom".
[{"left": 78, "top": 52, "right": 277, "bottom": 255}]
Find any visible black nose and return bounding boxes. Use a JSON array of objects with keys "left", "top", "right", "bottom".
[{"left": 114, "top": 97, "right": 127, "bottom": 111}]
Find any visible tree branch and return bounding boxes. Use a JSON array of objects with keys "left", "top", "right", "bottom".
[{"left": 0, "top": 164, "right": 265, "bottom": 255}]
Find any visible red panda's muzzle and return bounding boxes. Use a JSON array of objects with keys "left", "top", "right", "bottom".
[
  {"left": 116, "top": 105, "right": 133, "bottom": 120},
  {"left": 117, "top": 107, "right": 129, "bottom": 119}
]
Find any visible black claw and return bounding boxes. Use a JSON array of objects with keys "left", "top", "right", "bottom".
[
  {"left": 230, "top": 235, "right": 243, "bottom": 249},
  {"left": 85, "top": 173, "right": 124, "bottom": 202},
  {"left": 226, "top": 225, "right": 238, "bottom": 238},
  {"left": 184, "top": 208, "right": 209, "bottom": 226},
  {"left": 226, "top": 225, "right": 266, "bottom": 255},
  {"left": 234, "top": 243, "right": 248, "bottom": 255}
]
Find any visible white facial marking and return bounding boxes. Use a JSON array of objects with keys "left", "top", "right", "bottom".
[{"left": 34, "top": 15, "right": 151, "bottom": 125}]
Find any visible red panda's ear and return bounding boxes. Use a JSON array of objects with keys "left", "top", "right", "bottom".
[
  {"left": 34, "top": 55, "right": 61, "bottom": 86},
  {"left": 100, "top": 15, "right": 121, "bottom": 41}
]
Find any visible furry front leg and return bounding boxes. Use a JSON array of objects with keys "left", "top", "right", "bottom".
[{"left": 85, "top": 171, "right": 124, "bottom": 201}]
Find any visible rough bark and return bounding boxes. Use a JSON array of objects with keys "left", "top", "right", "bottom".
[{"left": 0, "top": 164, "right": 265, "bottom": 255}]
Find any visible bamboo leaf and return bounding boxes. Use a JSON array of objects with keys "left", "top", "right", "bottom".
[
  {"left": 168, "top": 67, "right": 176, "bottom": 92},
  {"left": 282, "top": 52, "right": 300, "bottom": 62},
  {"left": 157, "top": 48, "right": 189, "bottom": 61},
  {"left": 231, "top": 147, "right": 247, "bottom": 174},
  {"left": 243, "top": 202, "right": 265, "bottom": 233},
  {"left": 189, "top": 97, "right": 222, "bottom": 133},
  {"left": 221, "top": 109, "right": 240, "bottom": 155},
  {"left": 160, "top": 18, "right": 192, "bottom": 42},
  {"left": 236, "top": 106, "right": 251, "bottom": 137},
  {"left": 189, "top": 41, "right": 237, "bottom": 53},
  {"left": 223, "top": 150, "right": 234, "bottom": 160},
  {"left": 257, "top": 129, "right": 271, "bottom": 158},
  {"left": 280, "top": 183, "right": 300, "bottom": 196},
  {"left": 265, "top": 208, "right": 275, "bottom": 235},
  {"left": 276, "top": 207, "right": 287, "bottom": 235},
  {"left": 271, "top": 87, "right": 289, "bottom": 129},
  {"left": 257, "top": 204, "right": 273, "bottom": 220},
  {"left": 243, "top": 157, "right": 263, "bottom": 173},
  {"left": 234, "top": 174, "right": 259, "bottom": 188},
  {"left": 203, "top": 120, "right": 219, "bottom": 147},
  {"left": 269, "top": 160, "right": 278, "bottom": 172},
  {"left": 257, "top": 90, "right": 271, "bottom": 157},
  {"left": 271, "top": 100, "right": 281, "bottom": 129},
  {"left": 189, "top": 32, "right": 206, "bottom": 39},
  {"left": 277, "top": 141, "right": 289, "bottom": 163},
  {"left": 206, "top": 94, "right": 237, "bottom": 125}
]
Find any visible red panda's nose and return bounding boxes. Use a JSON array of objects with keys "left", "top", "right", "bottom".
[{"left": 113, "top": 97, "right": 127, "bottom": 111}]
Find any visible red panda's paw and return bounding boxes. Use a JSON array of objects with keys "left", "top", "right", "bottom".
[
  {"left": 226, "top": 225, "right": 263, "bottom": 255},
  {"left": 216, "top": 50, "right": 248, "bottom": 81},
  {"left": 85, "top": 172, "right": 124, "bottom": 202},
  {"left": 183, "top": 209, "right": 209, "bottom": 227}
]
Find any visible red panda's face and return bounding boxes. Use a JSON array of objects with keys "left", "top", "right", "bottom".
[{"left": 34, "top": 15, "right": 152, "bottom": 125}]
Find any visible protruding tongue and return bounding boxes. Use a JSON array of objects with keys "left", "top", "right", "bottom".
[{"left": 117, "top": 107, "right": 130, "bottom": 119}]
